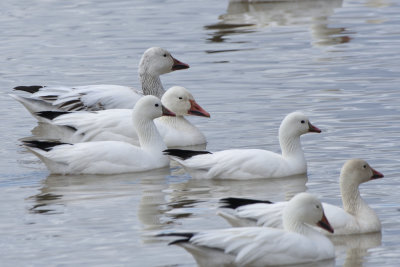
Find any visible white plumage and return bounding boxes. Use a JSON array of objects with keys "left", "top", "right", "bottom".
[
  {"left": 31, "top": 86, "right": 210, "bottom": 147},
  {"left": 11, "top": 47, "right": 189, "bottom": 115},
  {"left": 160, "top": 193, "right": 335, "bottom": 266},
  {"left": 23, "top": 95, "right": 175, "bottom": 175},
  {"left": 164, "top": 111, "right": 321, "bottom": 179},
  {"left": 218, "top": 159, "right": 384, "bottom": 235}
]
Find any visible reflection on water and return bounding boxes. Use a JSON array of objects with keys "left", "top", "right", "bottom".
[
  {"left": 168, "top": 173, "right": 307, "bottom": 200},
  {"left": 330, "top": 232, "right": 382, "bottom": 267},
  {"left": 3, "top": 0, "right": 400, "bottom": 265},
  {"left": 23, "top": 167, "right": 383, "bottom": 266},
  {"left": 365, "top": 0, "right": 392, "bottom": 8},
  {"left": 162, "top": 174, "right": 308, "bottom": 227},
  {"left": 310, "top": 17, "right": 350, "bottom": 46},
  {"left": 28, "top": 169, "right": 171, "bottom": 221},
  {"left": 28, "top": 192, "right": 63, "bottom": 214},
  {"left": 137, "top": 170, "right": 197, "bottom": 229},
  {"left": 28, "top": 167, "right": 307, "bottom": 231},
  {"left": 204, "top": 23, "right": 255, "bottom": 43},
  {"left": 206, "top": 0, "right": 349, "bottom": 46}
]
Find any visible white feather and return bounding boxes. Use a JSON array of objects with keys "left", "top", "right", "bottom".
[
  {"left": 35, "top": 86, "right": 208, "bottom": 147},
  {"left": 218, "top": 159, "right": 383, "bottom": 235},
  {"left": 165, "top": 193, "right": 335, "bottom": 266},
  {"left": 13, "top": 47, "right": 189, "bottom": 113},
  {"left": 168, "top": 111, "right": 321, "bottom": 179},
  {"left": 24, "top": 96, "right": 171, "bottom": 175}
]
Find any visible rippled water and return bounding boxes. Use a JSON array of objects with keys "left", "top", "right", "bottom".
[{"left": 1, "top": 0, "right": 400, "bottom": 266}]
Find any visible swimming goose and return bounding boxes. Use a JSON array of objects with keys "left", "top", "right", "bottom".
[
  {"left": 34, "top": 86, "right": 210, "bottom": 147},
  {"left": 158, "top": 193, "right": 335, "bottom": 266},
  {"left": 218, "top": 159, "right": 384, "bottom": 235},
  {"left": 22, "top": 95, "right": 175, "bottom": 175},
  {"left": 11, "top": 47, "right": 189, "bottom": 114},
  {"left": 164, "top": 111, "right": 321, "bottom": 179}
]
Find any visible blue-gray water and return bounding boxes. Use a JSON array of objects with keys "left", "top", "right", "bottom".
[{"left": 1, "top": 0, "right": 399, "bottom": 266}]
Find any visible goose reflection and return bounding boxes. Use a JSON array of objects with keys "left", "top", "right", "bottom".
[
  {"left": 137, "top": 169, "right": 175, "bottom": 229},
  {"left": 205, "top": 0, "right": 349, "bottom": 46},
  {"left": 27, "top": 169, "right": 171, "bottom": 224},
  {"left": 164, "top": 173, "right": 308, "bottom": 220},
  {"left": 365, "top": 0, "right": 391, "bottom": 8},
  {"left": 330, "top": 232, "right": 382, "bottom": 267}
]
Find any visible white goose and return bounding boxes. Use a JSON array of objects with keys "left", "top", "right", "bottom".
[
  {"left": 159, "top": 193, "right": 335, "bottom": 266},
  {"left": 34, "top": 86, "right": 210, "bottom": 147},
  {"left": 11, "top": 47, "right": 189, "bottom": 114},
  {"left": 164, "top": 111, "right": 321, "bottom": 179},
  {"left": 23, "top": 95, "right": 175, "bottom": 175},
  {"left": 218, "top": 159, "right": 384, "bottom": 235}
]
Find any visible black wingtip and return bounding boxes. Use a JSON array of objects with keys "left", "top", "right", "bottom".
[
  {"left": 219, "top": 197, "right": 273, "bottom": 209},
  {"left": 157, "top": 232, "right": 195, "bottom": 245},
  {"left": 168, "top": 239, "right": 190, "bottom": 245},
  {"left": 22, "top": 140, "right": 71, "bottom": 152},
  {"left": 36, "top": 111, "right": 72, "bottom": 120},
  {"left": 13, "top": 85, "right": 44, "bottom": 94},
  {"left": 163, "top": 149, "right": 212, "bottom": 160}
]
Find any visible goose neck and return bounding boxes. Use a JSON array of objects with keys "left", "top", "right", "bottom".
[
  {"left": 340, "top": 178, "right": 365, "bottom": 215},
  {"left": 134, "top": 117, "right": 166, "bottom": 151},
  {"left": 279, "top": 134, "right": 304, "bottom": 158},
  {"left": 139, "top": 72, "right": 164, "bottom": 98}
]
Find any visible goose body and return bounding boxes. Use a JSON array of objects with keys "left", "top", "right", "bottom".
[
  {"left": 218, "top": 159, "right": 384, "bottom": 235},
  {"left": 159, "top": 193, "right": 335, "bottom": 266},
  {"left": 23, "top": 96, "right": 175, "bottom": 175},
  {"left": 12, "top": 47, "right": 189, "bottom": 115},
  {"left": 164, "top": 111, "right": 321, "bottom": 179},
  {"left": 34, "top": 86, "right": 210, "bottom": 147}
]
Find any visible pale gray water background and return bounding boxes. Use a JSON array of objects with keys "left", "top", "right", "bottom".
[{"left": 1, "top": 0, "right": 399, "bottom": 266}]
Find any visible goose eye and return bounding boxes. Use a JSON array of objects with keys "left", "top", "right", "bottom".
[
  {"left": 363, "top": 165, "right": 367, "bottom": 169},
  {"left": 316, "top": 205, "right": 320, "bottom": 209},
  {"left": 301, "top": 120, "right": 305, "bottom": 124},
  {"left": 163, "top": 54, "right": 167, "bottom": 57},
  {"left": 155, "top": 104, "right": 159, "bottom": 107},
  {"left": 178, "top": 97, "right": 183, "bottom": 100}
]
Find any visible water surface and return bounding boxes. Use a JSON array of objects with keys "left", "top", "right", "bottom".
[{"left": 1, "top": 0, "right": 399, "bottom": 266}]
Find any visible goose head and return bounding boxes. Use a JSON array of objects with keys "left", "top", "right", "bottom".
[
  {"left": 340, "top": 159, "right": 384, "bottom": 188},
  {"left": 133, "top": 95, "right": 175, "bottom": 121},
  {"left": 139, "top": 47, "right": 189, "bottom": 76},
  {"left": 279, "top": 111, "right": 321, "bottom": 139},
  {"left": 161, "top": 86, "right": 210, "bottom": 117},
  {"left": 283, "top": 192, "right": 334, "bottom": 234}
]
